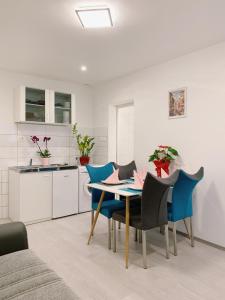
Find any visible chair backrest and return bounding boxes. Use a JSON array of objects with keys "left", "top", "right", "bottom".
[
  {"left": 141, "top": 172, "right": 170, "bottom": 230},
  {"left": 86, "top": 163, "right": 115, "bottom": 204},
  {"left": 170, "top": 167, "right": 204, "bottom": 221},
  {"left": 156, "top": 169, "right": 180, "bottom": 202},
  {"left": 154, "top": 169, "right": 180, "bottom": 186},
  {"left": 113, "top": 160, "right": 137, "bottom": 180}
]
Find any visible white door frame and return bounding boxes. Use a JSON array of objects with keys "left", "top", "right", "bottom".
[{"left": 108, "top": 101, "right": 134, "bottom": 163}]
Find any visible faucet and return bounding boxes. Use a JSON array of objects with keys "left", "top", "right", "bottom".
[{"left": 29, "top": 158, "right": 33, "bottom": 166}]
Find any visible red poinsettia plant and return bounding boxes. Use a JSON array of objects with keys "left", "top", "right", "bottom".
[
  {"left": 31, "top": 136, "right": 51, "bottom": 158},
  {"left": 149, "top": 145, "right": 178, "bottom": 177}
]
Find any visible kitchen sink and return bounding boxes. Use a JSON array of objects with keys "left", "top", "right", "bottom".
[{"left": 9, "top": 164, "right": 78, "bottom": 173}]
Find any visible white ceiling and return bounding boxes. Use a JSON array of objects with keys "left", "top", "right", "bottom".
[{"left": 1, "top": 0, "right": 225, "bottom": 85}]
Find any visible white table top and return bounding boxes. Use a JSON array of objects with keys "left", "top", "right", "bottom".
[
  {"left": 87, "top": 182, "right": 173, "bottom": 202},
  {"left": 87, "top": 182, "right": 142, "bottom": 197}
]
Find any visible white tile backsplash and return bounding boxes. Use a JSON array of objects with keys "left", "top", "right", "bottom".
[
  {"left": 0, "top": 159, "right": 17, "bottom": 170},
  {"left": 17, "top": 124, "right": 46, "bottom": 136},
  {"left": 93, "top": 127, "right": 108, "bottom": 165},
  {"left": 94, "top": 127, "right": 108, "bottom": 137},
  {"left": 45, "top": 125, "right": 71, "bottom": 137},
  {"left": 0, "top": 148, "right": 17, "bottom": 159},
  {"left": 0, "top": 218, "right": 11, "bottom": 224},
  {"left": 0, "top": 135, "right": 17, "bottom": 147},
  {"left": 0, "top": 207, "right": 8, "bottom": 219},
  {"left": 18, "top": 135, "right": 41, "bottom": 148},
  {"left": 2, "top": 183, "right": 8, "bottom": 195},
  {"left": 48, "top": 136, "right": 70, "bottom": 148},
  {"left": 1, "top": 195, "right": 8, "bottom": 207},
  {"left": 1, "top": 170, "right": 9, "bottom": 182}
]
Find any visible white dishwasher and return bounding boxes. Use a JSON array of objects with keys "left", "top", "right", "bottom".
[{"left": 53, "top": 169, "right": 78, "bottom": 218}]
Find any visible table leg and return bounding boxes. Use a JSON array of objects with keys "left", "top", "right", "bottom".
[
  {"left": 91, "top": 210, "right": 94, "bottom": 236},
  {"left": 87, "top": 191, "right": 105, "bottom": 245},
  {"left": 125, "top": 196, "right": 130, "bottom": 269}
]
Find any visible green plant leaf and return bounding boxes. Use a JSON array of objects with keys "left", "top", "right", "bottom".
[
  {"left": 149, "top": 145, "right": 178, "bottom": 163},
  {"left": 72, "top": 123, "right": 95, "bottom": 156},
  {"left": 168, "top": 147, "right": 178, "bottom": 156}
]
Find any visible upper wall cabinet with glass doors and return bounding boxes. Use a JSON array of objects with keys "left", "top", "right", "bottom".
[
  {"left": 49, "top": 91, "right": 75, "bottom": 125},
  {"left": 15, "top": 86, "right": 76, "bottom": 125}
]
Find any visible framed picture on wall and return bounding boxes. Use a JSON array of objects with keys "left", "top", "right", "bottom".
[{"left": 169, "top": 87, "right": 187, "bottom": 118}]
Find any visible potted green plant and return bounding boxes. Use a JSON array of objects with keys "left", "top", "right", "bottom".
[
  {"left": 31, "top": 136, "right": 51, "bottom": 166},
  {"left": 149, "top": 145, "right": 178, "bottom": 177},
  {"left": 72, "top": 123, "right": 95, "bottom": 165}
]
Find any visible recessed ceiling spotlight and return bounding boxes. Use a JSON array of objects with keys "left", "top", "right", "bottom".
[
  {"left": 80, "top": 65, "right": 87, "bottom": 72},
  {"left": 75, "top": 8, "right": 113, "bottom": 28}
]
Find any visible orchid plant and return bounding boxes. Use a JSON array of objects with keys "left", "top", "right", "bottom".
[
  {"left": 31, "top": 136, "right": 51, "bottom": 158},
  {"left": 149, "top": 145, "right": 178, "bottom": 162}
]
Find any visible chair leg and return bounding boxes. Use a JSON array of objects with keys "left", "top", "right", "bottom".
[
  {"left": 165, "top": 224, "right": 170, "bottom": 259},
  {"left": 183, "top": 219, "right": 190, "bottom": 239},
  {"left": 91, "top": 210, "right": 94, "bottom": 236},
  {"left": 173, "top": 222, "right": 177, "bottom": 256},
  {"left": 113, "top": 219, "right": 116, "bottom": 253},
  {"left": 138, "top": 230, "right": 142, "bottom": 243},
  {"left": 190, "top": 217, "right": 194, "bottom": 247},
  {"left": 108, "top": 219, "right": 111, "bottom": 250},
  {"left": 142, "top": 230, "right": 147, "bottom": 269},
  {"left": 134, "top": 228, "right": 138, "bottom": 242},
  {"left": 160, "top": 225, "right": 165, "bottom": 235}
]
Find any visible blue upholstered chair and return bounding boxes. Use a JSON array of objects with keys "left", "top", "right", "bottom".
[
  {"left": 168, "top": 167, "right": 204, "bottom": 255},
  {"left": 86, "top": 163, "right": 126, "bottom": 249}
]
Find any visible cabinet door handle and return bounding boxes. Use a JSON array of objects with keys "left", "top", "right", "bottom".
[{"left": 64, "top": 175, "right": 69, "bottom": 178}]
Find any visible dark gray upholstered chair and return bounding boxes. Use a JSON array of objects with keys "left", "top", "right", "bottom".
[
  {"left": 112, "top": 170, "right": 179, "bottom": 268},
  {"left": 113, "top": 160, "right": 137, "bottom": 180},
  {"left": 113, "top": 160, "right": 139, "bottom": 231},
  {"left": 0, "top": 222, "right": 28, "bottom": 256}
]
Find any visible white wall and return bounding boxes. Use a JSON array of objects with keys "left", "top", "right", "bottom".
[
  {"left": 0, "top": 69, "right": 93, "bottom": 219},
  {"left": 93, "top": 42, "right": 225, "bottom": 247}
]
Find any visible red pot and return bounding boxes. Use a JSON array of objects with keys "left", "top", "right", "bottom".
[
  {"left": 79, "top": 156, "right": 90, "bottom": 166},
  {"left": 153, "top": 160, "right": 170, "bottom": 177}
]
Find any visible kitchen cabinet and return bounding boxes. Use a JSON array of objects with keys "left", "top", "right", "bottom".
[
  {"left": 15, "top": 86, "right": 75, "bottom": 125},
  {"left": 9, "top": 171, "right": 52, "bottom": 224},
  {"left": 49, "top": 91, "right": 76, "bottom": 125},
  {"left": 53, "top": 170, "right": 78, "bottom": 218},
  {"left": 9, "top": 166, "right": 79, "bottom": 224},
  {"left": 15, "top": 86, "right": 51, "bottom": 123}
]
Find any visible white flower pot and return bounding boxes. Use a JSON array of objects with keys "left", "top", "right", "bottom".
[{"left": 41, "top": 157, "right": 49, "bottom": 166}]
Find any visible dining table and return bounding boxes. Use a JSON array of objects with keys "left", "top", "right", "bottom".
[{"left": 86, "top": 181, "right": 142, "bottom": 269}]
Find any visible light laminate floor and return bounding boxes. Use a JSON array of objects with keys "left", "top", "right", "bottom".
[{"left": 27, "top": 213, "right": 225, "bottom": 300}]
